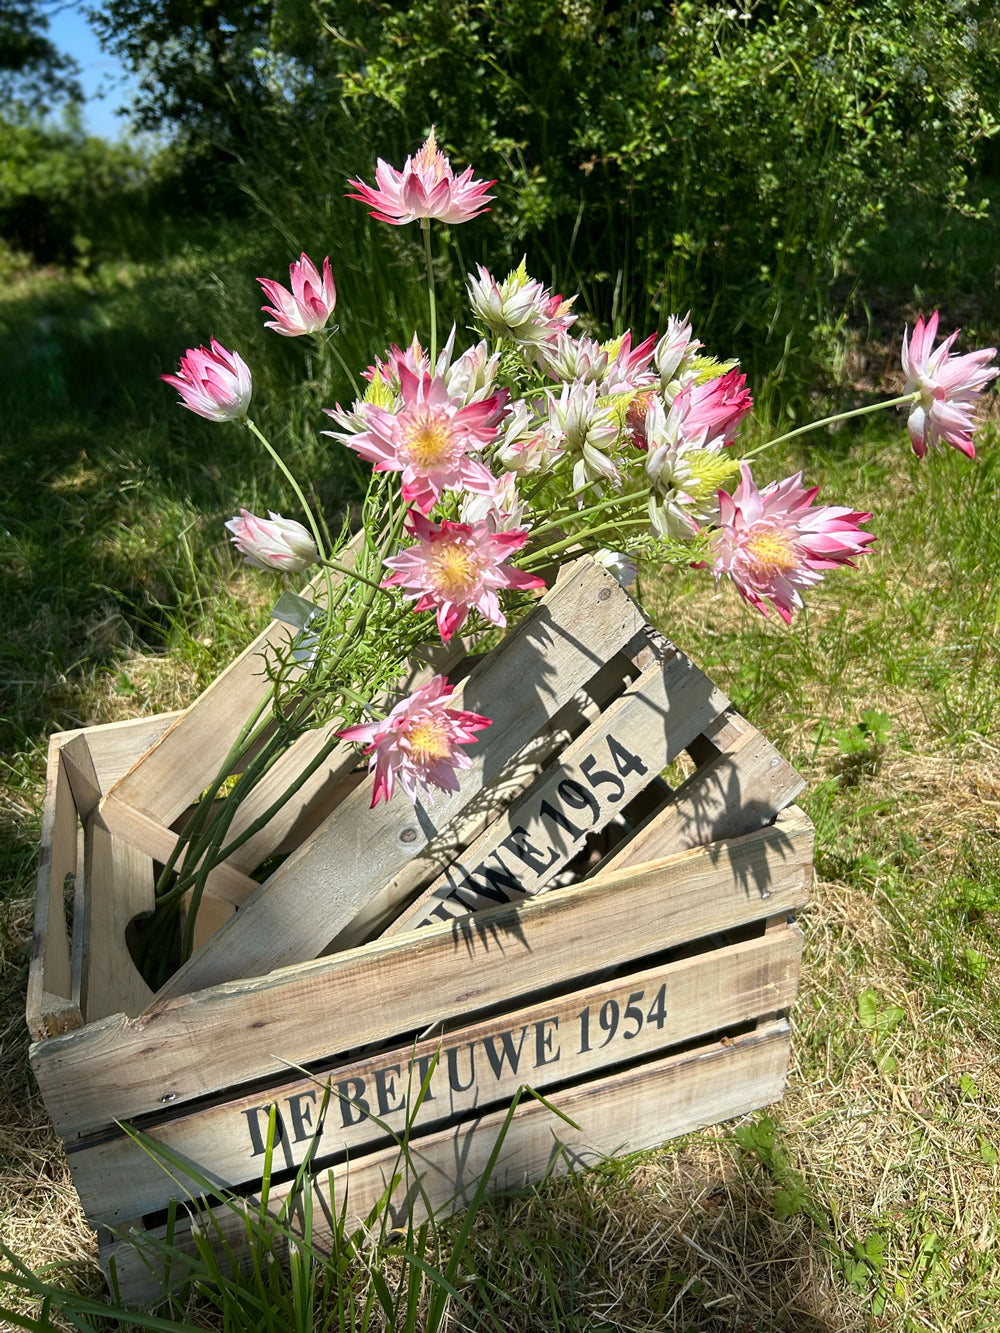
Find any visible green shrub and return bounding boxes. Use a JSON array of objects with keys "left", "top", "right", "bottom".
[
  {"left": 0, "top": 113, "right": 148, "bottom": 266},
  {"left": 310, "top": 0, "right": 998, "bottom": 374}
]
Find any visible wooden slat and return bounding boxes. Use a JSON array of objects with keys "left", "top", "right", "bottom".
[
  {"left": 58, "top": 715, "right": 182, "bottom": 822},
  {"left": 385, "top": 645, "right": 728, "bottom": 933},
  {"left": 26, "top": 738, "right": 84, "bottom": 1039},
  {"left": 101, "top": 1020, "right": 792, "bottom": 1306},
  {"left": 151, "top": 560, "right": 650, "bottom": 999},
  {"left": 596, "top": 708, "right": 806, "bottom": 874},
  {"left": 217, "top": 638, "right": 472, "bottom": 874},
  {"left": 67, "top": 928, "right": 801, "bottom": 1226},
  {"left": 100, "top": 588, "right": 328, "bottom": 829},
  {"left": 95, "top": 801, "right": 261, "bottom": 908},
  {"left": 81, "top": 823, "right": 155, "bottom": 1022},
  {"left": 29, "top": 807, "right": 812, "bottom": 1137}
]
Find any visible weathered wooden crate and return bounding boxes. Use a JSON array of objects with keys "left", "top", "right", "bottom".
[{"left": 27, "top": 558, "right": 813, "bottom": 1305}]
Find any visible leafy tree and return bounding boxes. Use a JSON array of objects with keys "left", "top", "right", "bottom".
[
  {"left": 87, "top": 0, "right": 282, "bottom": 144},
  {"left": 0, "top": 0, "right": 81, "bottom": 111}
]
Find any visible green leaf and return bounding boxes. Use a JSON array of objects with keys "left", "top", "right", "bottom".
[{"left": 857, "top": 988, "right": 905, "bottom": 1035}]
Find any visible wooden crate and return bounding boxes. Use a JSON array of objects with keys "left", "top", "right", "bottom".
[{"left": 27, "top": 558, "right": 813, "bottom": 1304}]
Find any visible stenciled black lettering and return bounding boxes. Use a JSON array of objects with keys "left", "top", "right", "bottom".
[
  {"left": 500, "top": 825, "right": 558, "bottom": 876},
  {"left": 446, "top": 1043, "right": 477, "bottom": 1093},
  {"left": 242, "top": 1103, "right": 284, "bottom": 1158},
  {"left": 423, "top": 900, "right": 463, "bottom": 926},
  {"left": 534, "top": 1015, "right": 561, "bottom": 1067},
  {"left": 286, "top": 1090, "right": 318, "bottom": 1143},
  {"left": 374, "top": 1064, "right": 406, "bottom": 1118},
  {"left": 481, "top": 1026, "right": 529, "bottom": 1080},
  {"left": 335, "top": 1076, "right": 371, "bottom": 1128},
  {"left": 606, "top": 734, "right": 649, "bottom": 779},
  {"left": 538, "top": 798, "right": 585, "bottom": 842},
  {"left": 445, "top": 848, "right": 524, "bottom": 909}
]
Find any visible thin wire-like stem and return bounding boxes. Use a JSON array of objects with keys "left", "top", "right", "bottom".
[
  {"left": 317, "top": 329, "right": 362, "bottom": 399},
  {"left": 245, "top": 417, "right": 328, "bottom": 561},
  {"left": 742, "top": 393, "right": 919, "bottom": 459},
  {"left": 421, "top": 220, "right": 437, "bottom": 367}
]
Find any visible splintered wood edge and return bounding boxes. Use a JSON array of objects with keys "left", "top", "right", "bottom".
[{"left": 100, "top": 1019, "right": 792, "bottom": 1306}]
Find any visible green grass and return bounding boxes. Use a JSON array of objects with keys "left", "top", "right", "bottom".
[{"left": 2, "top": 192, "right": 1000, "bottom": 1331}]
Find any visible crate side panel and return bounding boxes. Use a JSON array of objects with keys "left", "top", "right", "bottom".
[
  {"left": 103, "top": 1020, "right": 791, "bottom": 1306},
  {"left": 26, "top": 738, "right": 84, "bottom": 1040},
  {"left": 30, "top": 809, "right": 812, "bottom": 1137},
  {"left": 67, "top": 927, "right": 801, "bottom": 1225},
  {"left": 81, "top": 824, "right": 155, "bottom": 1022},
  {"left": 100, "top": 568, "right": 339, "bottom": 828}
]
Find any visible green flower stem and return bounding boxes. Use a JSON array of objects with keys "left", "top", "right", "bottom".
[
  {"left": 421, "top": 219, "right": 437, "bottom": 368},
  {"left": 530, "top": 488, "right": 646, "bottom": 538},
  {"left": 524, "top": 516, "right": 651, "bottom": 567},
  {"left": 245, "top": 417, "right": 329, "bottom": 562},
  {"left": 318, "top": 329, "right": 362, "bottom": 399},
  {"left": 742, "top": 392, "right": 921, "bottom": 459},
  {"left": 319, "top": 557, "right": 392, "bottom": 595},
  {"left": 152, "top": 695, "right": 273, "bottom": 899}
]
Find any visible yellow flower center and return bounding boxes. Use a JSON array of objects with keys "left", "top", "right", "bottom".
[
  {"left": 744, "top": 528, "right": 798, "bottom": 577},
  {"left": 403, "top": 411, "right": 455, "bottom": 470},
  {"left": 429, "top": 539, "right": 481, "bottom": 599},
  {"left": 407, "top": 717, "right": 452, "bottom": 764}
]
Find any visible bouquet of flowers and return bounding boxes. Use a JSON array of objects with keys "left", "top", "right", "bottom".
[{"left": 155, "top": 130, "right": 997, "bottom": 969}]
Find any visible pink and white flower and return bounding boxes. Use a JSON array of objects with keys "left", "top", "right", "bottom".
[
  {"left": 333, "top": 365, "right": 503, "bottom": 513},
  {"left": 346, "top": 128, "right": 495, "bottom": 227},
  {"left": 162, "top": 340, "right": 252, "bottom": 422},
  {"left": 901, "top": 311, "right": 998, "bottom": 458},
  {"left": 493, "top": 400, "right": 565, "bottom": 475},
  {"left": 257, "top": 253, "right": 337, "bottom": 337},
  {"left": 382, "top": 510, "right": 545, "bottom": 642},
  {"left": 683, "top": 368, "right": 753, "bottom": 445},
  {"left": 600, "top": 330, "right": 659, "bottom": 394},
  {"left": 468, "top": 261, "right": 576, "bottom": 354},
  {"left": 546, "top": 381, "right": 622, "bottom": 491},
  {"left": 459, "top": 471, "right": 530, "bottom": 531},
  {"left": 337, "top": 675, "right": 491, "bottom": 807},
  {"left": 225, "top": 509, "right": 318, "bottom": 572},
  {"left": 710, "top": 463, "right": 875, "bottom": 622},
  {"left": 540, "top": 333, "right": 609, "bottom": 384},
  {"left": 654, "top": 314, "right": 702, "bottom": 396}
]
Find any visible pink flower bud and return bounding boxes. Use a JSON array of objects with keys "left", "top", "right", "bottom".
[
  {"left": 225, "top": 509, "right": 318, "bottom": 572},
  {"left": 162, "top": 340, "right": 252, "bottom": 422},
  {"left": 257, "top": 254, "right": 338, "bottom": 337}
]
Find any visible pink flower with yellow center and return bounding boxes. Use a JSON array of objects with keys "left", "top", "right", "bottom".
[
  {"left": 337, "top": 675, "right": 491, "bottom": 807},
  {"left": 382, "top": 510, "right": 545, "bottom": 642},
  {"left": 338, "top": 365, "right": 503, "bottom": 513},
  {"left": 901, "top": 311, "right": 998, "bottom": 459},
  {"left": 710, "top": 463, "right": 875, "bottom": 623},
  {"left": 347, "top": 128, "right": 495, "bottom": 227},
  {"left": 162, "top": 340, "right": 252, "bottom": 422},
  {"left": 257, "top": 253, "right": 337, "bottom": 337}
]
